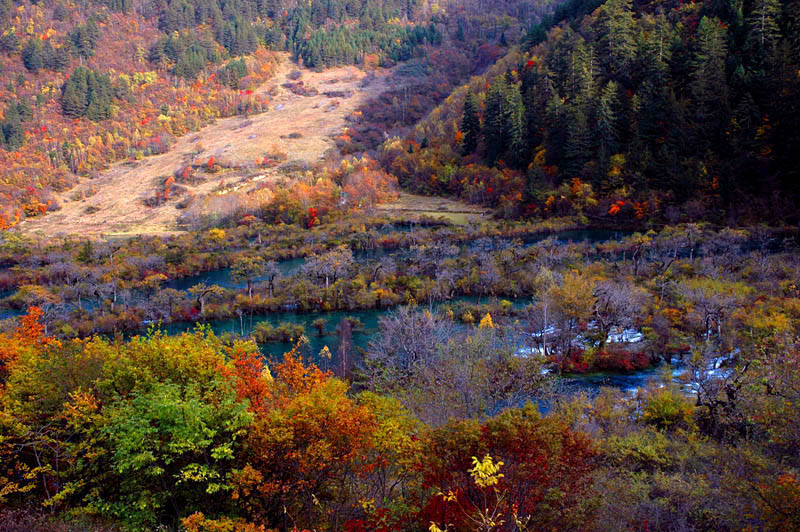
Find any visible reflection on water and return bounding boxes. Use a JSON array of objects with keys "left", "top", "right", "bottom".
[
  {"left": 3, "top": 228, "right": 669, "bottom": 394},
  {"left": 163, "top": 229, "right": 630, "bottom": 293}
]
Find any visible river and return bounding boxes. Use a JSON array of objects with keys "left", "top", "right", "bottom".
[{"left": 3, "top": 228, "right": 681, "bottom": 395}]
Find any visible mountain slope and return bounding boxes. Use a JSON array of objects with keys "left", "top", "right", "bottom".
[{"left": 387, "top": 0, "right": 800, "bottom": 225}]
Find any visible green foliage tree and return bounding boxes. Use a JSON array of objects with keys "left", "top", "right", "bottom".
[
  {"left": 60, "top": 67, "right": 114, "bottom": 121},
  {"left": 231, "top": 256, "right": 266, "bottom": 299},
  {"left": 460, "top": 90, "right": 480, "bottom": 155},
  {"left": 101, "top": 379, "right": 252, "bottom": 528},
  {"left": 22, "top": 38, "right": 44, "bottom": 73},
  {"left": 691, "top": 17, "right": 729, "bottom": 148}
]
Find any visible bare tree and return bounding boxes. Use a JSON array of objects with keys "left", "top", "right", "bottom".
[
  {"left": 593, "top": 280, "right": 649, "bottom": 348},
  {"left": 364, "top": 308, "right": 551, "bottom": 425},
  {"left": 364, "top": 306, "right": 456, "bottom": 385},
  {"left": 303, "top": 245, "right": 354, "bottom": 289},
  {"left": 264, "top": 260, "right": 281, "bottom": 298},
  {"left": 188, "top": 283, "right": 225, "bottom": 316}
]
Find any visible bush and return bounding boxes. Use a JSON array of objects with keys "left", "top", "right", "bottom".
[
  {"left": 643, "top": 387, "right": 695, "bottom": 431},
  {"left": 594, "top": 348, "right": 651, "bottom": 372},
  {"left": 0, "top": 509, "right": 113, "bottom": 532},
  {"left": 251, "top": 321, "right": 305, "bottom": 343}
]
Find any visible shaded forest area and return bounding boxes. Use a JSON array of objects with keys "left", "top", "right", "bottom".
[{"left": 395, "top": 0, "right": 800, "bottom": 225}]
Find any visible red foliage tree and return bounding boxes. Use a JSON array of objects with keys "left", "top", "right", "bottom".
[{"left": 418, "top": 403, "right": 597, "bottom": 531}]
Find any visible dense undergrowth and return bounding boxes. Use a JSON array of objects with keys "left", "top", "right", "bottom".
[{"left": 1, "top": 279, "right": 799, "bottom": 531}]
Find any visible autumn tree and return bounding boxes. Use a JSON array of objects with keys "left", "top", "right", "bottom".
[
  {"left": 302, "top": 245, "right": 354, "bottom": 290},
  {"left": 419, "top": 403, "right": 597, "bottom": 531},
  {"left": 231, "top": 256, "right": 266, "bottom": 299}
]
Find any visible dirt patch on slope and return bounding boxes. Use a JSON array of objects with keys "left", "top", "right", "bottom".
[
  {"left": 375, "top": 193, "right": 489, "bottom": 225},
  {"left": 20, "top": 54, "right": 398, "bottom": 237}
]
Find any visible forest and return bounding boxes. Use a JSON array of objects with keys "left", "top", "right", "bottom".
[
  {"left": 391, "top": 0, "right": 800, "bottom": 224},
  {"left": 1, "top": 0, "right": 800, "bottom": 530}
]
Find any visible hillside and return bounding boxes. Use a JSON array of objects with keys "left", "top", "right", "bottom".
[
  {"left": 19, "top": 54, "right": 408, "bottom": 236},
  {"left": 388, "top": 0, "right": 800, "bottom": 225},
  {"left": 0, "top": 0, "right": 562, "bottom": 230}
]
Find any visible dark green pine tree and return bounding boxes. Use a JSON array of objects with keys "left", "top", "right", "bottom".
[
  {"left": 265, "top": 21, "right": 283, "bottom": 50},
  {"left": 786, "top": 0, "right": 800, "bottom": 65},
  {"left": 594, "top": 0, "right": 636, "bottom": 84},
  {"left": 565, "top": 107, "right": 591, "bottom": 177},
  {"left": 22, "top": 38, "right": 43, "bottom": 72},
  {"left": 61, "top": 82, "right": 86, "bottom": 118},
  {"left": 455, "top": 23, "right": 465, "bottom": 42},
  {"left": 15, "top": 99, "right": 32, "bottom": 121},
  {"left": 691, "top": 16, "right": 729, "bottom": 149},
  {"left": 745, "top": 0, "right": 782, "bottom": 76},
  {"left": 0, "top": 29, "right": 18, "bottom": 53},
  {"left": 61, "top": 68, "right": 90, "bottom": 118},
  {"left": 86, "top": 89, "right": 107, "bottom": 121},
  {"left": 596, "top": 80, "right": 619, "bottom": 155},
  {"left": 460, "top": 90, "right": 480, "bottom": 155},
  {"left": 1, "top": 104, "right": 24, "bottom": 150},
  {"left": 42, "top": 39, "right": 56, "bottom": 69},
  {"left": 505, "top": 82, "right": 526, "bottom": 167},
  {"left": 484, "top": 77, "right": 508, "bottom": 164}
]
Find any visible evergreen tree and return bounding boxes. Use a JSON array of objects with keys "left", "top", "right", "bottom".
[
  {"left": 1, "top": 104, "right": 24, "bottom": 149},
  {"left": 597, "top": 80, "right": 620, "bottom": 155},
  {"left": 15, "top": 99, "right": 32, "bottom": 122},
  {"left": 595, "top": 0, "right": 636, "bottom": 84},
  {"left": 60, "top": 67, "right": 114, "bottom": 120},
  {"left": 745, "top": 0, "right": 782, "bottom": 73},
  {"left": 22, "top": 38, "right": 43, "bottom": 73},
  {"left": 0, "top": 28, "right": 18, "bottom": 53},
  {"left": 484, "top": 77, "right": 508, "bottom": 164},
  {"left": 70, "top": 19, "right": 100, "bottom": 58},
  {"left": 52, "top": 2, "right": 68, "bottom": 21},
  {"left": 505, "top": 82, "right": 526, "bottom": 166},
  {"left": 460, "top": 90, "right": 480, "bottom": 155},
  {"left": 691, "top": 16, "right": 729, "bottom": 148},
  {"left": 61, "top": 78, "right": 87, "bottom": 118},
  {"left": 86, "top": 89, "right": 107, "bottom": 121},
  {"left": 543, "top": 93, "right": 570, "bottom": 167},
  {"left": 565, "top": 107, "right": 591, "bottom": 177},
  {"left": 455, "top": 22, "right": 465, "bottom": 41}
]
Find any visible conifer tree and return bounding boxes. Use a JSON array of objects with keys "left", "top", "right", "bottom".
[
  {"left": 597, "top": 80, "right": 619, "bottom": 155},
  {"left": 506, "top": 82, "right": 526, "bottom": 166},
  {"left": 484, "top": 77, "right": 507, "bottom": 164},
  {"left": 691, "top": 17, "right": 729, "bottom": 148},
  {"left": 22, "top": 38, "right": 43, "bottom": 72},
  {"left": 461, "top": 90, "right": 480, "bottom": 155},
  {"left": 61, "top": 78, "right": 87, "bottom": 118},
  {"left": 746, "top": 0, "right": 782, "bottom": 73}
]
